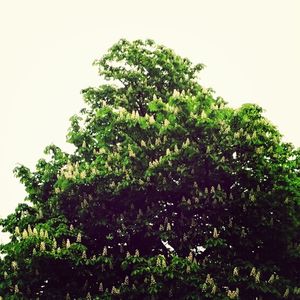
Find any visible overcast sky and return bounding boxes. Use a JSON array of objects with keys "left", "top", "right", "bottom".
[{"left": 0, "top": 0, "right": 299, "bottom": 224}]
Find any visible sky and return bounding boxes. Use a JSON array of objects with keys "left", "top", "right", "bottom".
[{"left": 0, "top": 0, "right": 299, "bottom": 231}]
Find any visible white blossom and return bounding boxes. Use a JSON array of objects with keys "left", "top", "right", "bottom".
[
  {"left": 66, "top": 239, "right": 71, "bottom": 249},
  {"left": 172, "top": 89, "right": 180, "bottom": 97},
  {"left": 149, "top": 115, "right": 155, "bottom": 124},
  {"left": 76, "top": 233, "right": 82, "bottom": 243},
  {"left": 213, "top": 228, "right": 219, "bottom": 238},
  {"left": 40, "top": 241, "right": 46, "bottom": 251},
  {"left": 201, "top": 110, "right": 207, "bottom": 119}
]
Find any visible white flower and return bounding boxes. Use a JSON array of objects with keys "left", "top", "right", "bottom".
[
  {"left": 99, "top": 282, "right": 104, "bottom": 292},
  {"left": 22, "top": 229, "right": 28, "bottom": 239},
  {"left": 205, "top": 274, "right": 213, "bottom": 285},
  {"left": 250, "top": 267, "right": 256, "bottom": 277},
  {"left": 80, "top": 170, "right": 87, "bottom": 179},
  {"left": 283, "top": 288, "right": 289, "bottom": 298},
  {"left": 211, "top": 284, "right": 217, "bottom": 294},
  {"left": 213, "top": 228, "right": 219, "bottom": 238},
  {"left": 66, "top": 239, "right": 71, "bottom": 249},
  {"left": 52, "top": 238, "right": 57, "bottom": 250},
  {"left": 174, "top": 144, "right": 179, "bottom": 153},
  {"left": 155, "top": 138, "right": 161, "bottom": 146},
  {"left": 172, "top": 89, "right": 180, "bottom": 97},
  {"left": 129, "top": 149, "right": 136, "bottom": 158},
  {"left": 91, "top": 167, "right": 97, "bottom": 175},
  {"left": 201, "top": 110, "right": 207, "bottom": 119},
  {"left": 234, "top": 132, "right": 240, "bottom": 139},
  {"left": 233, "top": 267, "right": 239, "bottom": 276},
  {"left": 102, "top": 246, "right": 108, "bottom": 256},
  {"left": 268, "top": 274, "right": 275, "bottom": 283},
  {"left": 164, "top": 119, "right": 170, "bottom": 127},
  {"left": 15, "top": 226, "right": 20, "bottom": 236},
  {"left": 249, "top": 194, "right": 256, "bottom": 202},
  {"left": 166, "top": 223, "right": 172, "bottom": 231},
  {"left": 183, "top": 138, "right": 190, "bottom": 148},
  {"left": 131, "top": 110, "right": 139, "bottom": 119},
  {"left": 227, "top": 289, "right": 239, "bottom": 299},
  {"left": 11, "top": 261, "right": 18, "bottom": 270},
  {"left": 255, "top": 271, "right": 261, "bottom": 283},
  {"left": 111, "top": 286, "right": 120, "bottom": 295},
  {"left": 76, "top": 233, "right": 82, "bottom": 243},
  {"left": 40, "top": 241, "right": 46, "bottom": 251},
  {"left": 14, "top": 284, "right": 19, "bottom": 294},
  {"left": 149, "top": 115, "right": 155, "bottom": 124},
  {"left": 99, "top": 148, "right": 106, "bottom": 154}
]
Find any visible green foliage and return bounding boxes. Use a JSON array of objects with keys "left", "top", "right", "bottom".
[{"left": 1, "top": 39, "right": 300, "bottom": 299}]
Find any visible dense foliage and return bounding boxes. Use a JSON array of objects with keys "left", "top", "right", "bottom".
[{"left": 1, "top": 39, "right": 300, "bottom": 299}]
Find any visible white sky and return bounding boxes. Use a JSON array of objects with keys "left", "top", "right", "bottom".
[{"left": 0, "top": 0, "right": 299, "bottom": 223}]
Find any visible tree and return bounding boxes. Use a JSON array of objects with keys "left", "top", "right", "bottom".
[{"left": 1, "top": 39, "right": 300, "bottom": 300}]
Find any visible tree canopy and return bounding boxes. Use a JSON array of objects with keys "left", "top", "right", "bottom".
[{"left": 1, "top": 39, "right": 300, "bottom": 300}]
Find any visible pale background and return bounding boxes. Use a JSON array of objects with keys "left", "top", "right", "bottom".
[{"left": 1, "top": 0, "right": 299, "bottom": 241}]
